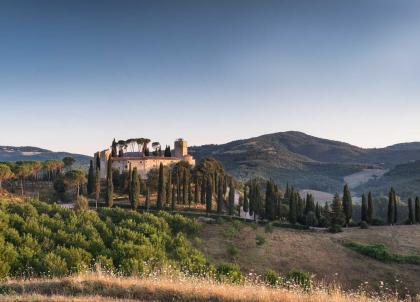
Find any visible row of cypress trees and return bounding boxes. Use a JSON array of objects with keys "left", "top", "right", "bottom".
[
  {"left": 387, "top": 187, "right": 420, "bottom": 225},
  {"left": 92, "top": 158, "right": 420, "bottom": 226}
]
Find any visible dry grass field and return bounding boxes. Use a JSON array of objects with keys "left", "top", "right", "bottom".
[
  {"left": 199, "top": 222, "right": 420, "bottom": 296},
  {"left": 0, "top": 273, "right": 416, "bottom": 302}
]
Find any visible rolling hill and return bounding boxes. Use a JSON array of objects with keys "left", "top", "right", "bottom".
[
  {"left": 189, "top": 131, "right": 420, "bottom": 195},
  {"left": 0, "top": 146, "right": 91, "bottom": 166},
  {"left": 355, "top": 160, "right": 420, "bottom": 199}
]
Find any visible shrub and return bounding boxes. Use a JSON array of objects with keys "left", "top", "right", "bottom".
[
  {"left": 255, "top": 234, "right": 265, "bottom": 246},
  {"left": 360, "top": 221, "right": 369, "bottom": 229},
  {"left": 42, "top": 252, "right": 68, "bottom": 276},
  {"left": 223, "top": 226, "right": 238, "bottom": 239},
  {"left": 216, "top": 217, "right": 225, "bottom": 225},
  {"left": 285, "top": 269, "right": 312, "bottom": 290},
  {"left": 328, "top": 224, "right": 342, "bottom": 233},
  {"left": 216, "top": 263, "right": 244, "bottom": 284},
  {"left": 265, "top": 269, "right": 280, "bottom": 286},
  {"left": 227, "top": 245, "right": 238, "bottom": 259},
  {"left": 371, "top": 218, "right": 385, "bottom": 226},
  {"left": 344, "top": 242, "right": 420, "bottom": 265},
  {"left": 264, "top": 222, "right": 274, "bottom": 233},
  {"left": 232, "top": 220, "right": 241, "bottom": 230}
]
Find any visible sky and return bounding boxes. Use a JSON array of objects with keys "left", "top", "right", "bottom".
[{"left": 1, "top": 0, "right": 420, "bottom": 155}]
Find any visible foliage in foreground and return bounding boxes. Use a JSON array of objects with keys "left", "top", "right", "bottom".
[
  {"left": 0, "top": 200, "right": 210, "bottom": 278},
  {"left": 344, "top": 242, "right": 420, "bottom": 265},
  {"left": 0, "top": 273, "right": 416, "bottom": 302}
]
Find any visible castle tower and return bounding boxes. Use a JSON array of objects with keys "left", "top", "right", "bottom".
[{"left": 174, "top": 138, "right": 188, "bottom": 158}]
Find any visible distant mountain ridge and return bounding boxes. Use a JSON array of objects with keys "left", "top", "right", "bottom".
[
  {"left": 0, "top": 146, "right": 91, "bottom": 166},
  {"left": 190, "top": 131, "right": 420, "bottom": 195}
]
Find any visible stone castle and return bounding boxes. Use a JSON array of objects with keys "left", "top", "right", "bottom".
[{"left": 94, "top": 138, "right": 195, "bottom": 180}]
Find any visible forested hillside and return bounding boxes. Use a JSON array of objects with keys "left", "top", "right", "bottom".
[
  {"left": 0, "top": 146, "right": 90, "bottom": 166},
  {"left": 190, "top": 131, "right": 420, "bottom": 194}
]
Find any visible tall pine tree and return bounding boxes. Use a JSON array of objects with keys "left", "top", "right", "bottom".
[
  {"left": 205, "top": 177, "right": 212, "bottom": 214},
  {"left": 200, "top": 176, "right": 206, "bottom": 205},
  {"left": 415, "top": 197, "right": 420, "bottom": 224},
  {"left": 166, "top": 171, "right": 172, "bottom": 209},
  {"left": 288, "top": 190, "right": 297, "bottom": 224},
  {"left": 361, "top": 193, "right": 367, "bottom": 222},
  {"left": 228, "top": 180, "right": 235, "bottom": 216},
  {"left": 331, "top": 193, "right": 344, "bottom": 226},
  {"left": 157, "top": 163, "right": 165, "bottom": 210},
  {"left": 342, "top": 184, "right": 352, "bottom": 226},
  {"left": 94, "top": 167, "right": 100, "bottom": 206},
  {"left": 243, "top": 186, "right": 249, "bottom": 213},
  {"left": 194, "top": 177, "right": 199, "bottom": 204},
  {"left": 87, "top": 160, "right": 94, "bottom": 195},
  {"left": 217, "top": 177, "right": 223, "bottom": 214},
  {"left": 388, "top": 188, "right": 395, "bottom": 225},
  {"left": 393, "top": 189, "right": 398, "bottom": 224},
  {"left": 408, "top": 198, "right": 414, "bottom": 224},
  {"left": 171, "top": 183, "right": 176, "bottom": 211},
  {"left": 367, "top": 192, "right": 373, "bottom": 224},
  {"left": 106, "top": 157, "right": 113, "bottom": 207},
  {"left": 130, "top": 167, "right": 140, "bottom": 209}
]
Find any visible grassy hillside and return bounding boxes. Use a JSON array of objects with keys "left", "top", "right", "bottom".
[
  {"left": 199, "top": 221, "right": 420, "bottom": 295},
  {"left": 190, "top": 131, "right": 420, "bottom": 193},
  {"left": 1, "top": 273, "right": 410, "bottom": 302}
]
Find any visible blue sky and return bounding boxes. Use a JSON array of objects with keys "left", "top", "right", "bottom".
[{"left": 1, "top": 0, "right": 420, "bottom": 155}]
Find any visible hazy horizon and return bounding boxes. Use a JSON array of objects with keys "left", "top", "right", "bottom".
[{"left": 1, "top": 0, "right": 420, "bottom": 155}]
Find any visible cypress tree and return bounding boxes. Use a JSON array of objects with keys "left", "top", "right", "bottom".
[
  {"left": 223, "top": 176, "right": 227, "bottom": 196},
  {"left": 297, "top": 194, "right": 305, "bottom": 224},
  {"left": 254, "top": 185, "right": 261, "bottom": 221},
  {"left": 342, "top": 184, "right": 352, "bottom": 226},
  {"left": 367, "top": 192, "right": 373, "bottom": 224},
  {"left": 200, "top": 176, "right": 206, "bottom": 205},
  {"left": 288, "top": 191, "right": 297, "bottom": 224},
  {"left": 315, "top": 202, "right": 321, "bottom": 221},
  {"left": 415, "top": 197, "right": 420, "bottom": 224},
  {"left": 171, "top": 184, "right": 176, "bottom": 211},
  {"left": 249, "top": 183, "right": 254, "bottom": 217},
  {"left": 157, "top": 163, "right": 165, "bottom": 210},
  {"left": 388, "top": 188, "right": 395, "bottom": 225},
  {"left": 87, "top": 160, "right": 94, "bottom": 195},
  {"left": 361, "top": 193, "right": 367, "bottom": 222},
  {"left": 131, "top": 167, "right": 140, "bottom": 209},
  {"left": 182, "top": 170, "right": 187, "bottom": 205},
  {"left": 217, "top": 177, "right": 223, "bottom": 214},
  {"left": 111, "top": 138, "right": 117, "bottom": 157},
  {"left": 94, "top": 167, "right": 100, "bottom": 205},
  {"left": 96, "top": 154, "right": 101, "bottom": 170},
  {"left": 228, "top": 180, "right": 235, "bottom": 216},
  {"left": 145, "top": 186, "right": 150, "bottom": 210},
  {"left": 194, "top": 177, "right": 199, "bottom": 204},
  {"left": 393, "top": 189, "right": 398, "bottom": 224},
  {"left": 106, "top": 157, "right": 113, "bottom": 207},
  {"left": 166, "top": 171, "right": 172, "bottom": 209},
  {"left": 304, "top": 194, "right": 315, "bottom": 214},
  {"left": 331, "top": 193, "right": 344, "bottom": 226},
  {"left": 176, "top": 169, "right": 181, "bottom": 203},
  {"left": 128, "top": 164, "right": 132, "bottom": 201},
  {"left": 188, "top": 176, "right": 192, "bottom": 207},
  {"left": 408, "top": 198, "right": 414, "bottom": 224},
  {"left": 243, "top": 186, "right": 249, "bottom": 213},
  {"left": 206, "top": 177, "right": 212, "bottom": 214},
  {"left": 265, "top": 181, "right": 274, "bottom": 220}
]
